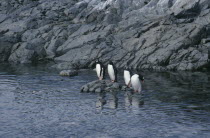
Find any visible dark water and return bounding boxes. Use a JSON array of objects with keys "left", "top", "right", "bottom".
[{"left": 0, "top": 64, "right": 210, "bottom": 138}]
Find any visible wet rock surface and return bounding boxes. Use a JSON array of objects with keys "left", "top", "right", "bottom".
[
  {"left": 80, "top": 80, "right": 122, "bottom": 93},
  {"left": 0, "top": 0, "right": 210, "bottom": 70}
]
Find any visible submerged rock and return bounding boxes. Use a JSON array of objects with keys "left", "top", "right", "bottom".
[
  {"left": 59, "top": 70, "right": 78, "bottom": 77},
  {"left": 80, "top": 80, "right": 122, "bottom": 93}
]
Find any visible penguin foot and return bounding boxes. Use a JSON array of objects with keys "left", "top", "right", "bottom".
[{"left": 99, "top": 77, "right": 103, "bottom": 80}]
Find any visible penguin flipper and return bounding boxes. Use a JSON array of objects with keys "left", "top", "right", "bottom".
[
  {"left": 100, "top": 65, "right": 102, "bottom": 77},
  {"left": 128, "top": 80, "right": 131, "bottom": 87},
  {"left": 100, "top": 64, "right": 105, "bottom": 79},
  {"left": 102, "top": 66, "right": 105, "bottom": 79},
  {"left": 114, "top": 65, "right": 118, "bottom": 82}
]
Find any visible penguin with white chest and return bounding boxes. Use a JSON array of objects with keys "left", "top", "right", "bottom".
[
  {"left": 131, "top": 74, "right": 144, "bottom": 93},
  {"left": 96, "top": 60, "right": 105, "bottom": 80},
  {"left": 124, "top": 66, "right": 132, "bottom": 87},
  {"left": 107, "top": 61, "right": 117, "bottom": 82}
]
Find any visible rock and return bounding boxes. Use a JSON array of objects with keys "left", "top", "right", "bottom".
[
  {"left": 201, "top": 38, "right": 210, "bottom": 44},
  {"left": 121, "top": 86, "right": 133, "bottom": 91},
  {"left": 0, "top": 0, "right": 210, "bottom": 71},
  {"left": 51, "top": 62, "right": 73, "bottom": 70},
  {"left": 95, "top": 88, "right": 102, "bottom": 93},
  {"left": 81, "top": 85, "right": 89, "bottom": 92},
  {"left": 0, "top": 42, "right": 13, "bottom": 62},
  {"left": 80, "top": 80, "right": 122, "bottom": 93},
  {"left": 121, "top": 86, "right": 127, "bottom": 91},
  {"left": 171, "top": 0, "right": 200, "bottom": 18},
  {"left": 59, "top": 70, "right": 78, "bottom": 77},
  {"left": 111, "top": 83, "right": 120, "bottom": 89},
  {"left": 8, "top": 42, "right": 38, "bottom": 64},
  {"left": 44, "top": 27, "right": 68, "bottom": 59}
]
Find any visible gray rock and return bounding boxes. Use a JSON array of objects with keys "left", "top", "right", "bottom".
[
  {"left": 44, "top": 26, "right": 68, "bottom": 58},
  {"left": 81, "top": 85, "right": 89, "bottom": 93},
  {"left": 0, "top": 0, "right": 210, "bottom": 71},
  {"left": 80, "top": 80, "right": 122, "bottom": 93},
  {"left": 201, "top": 38, "right": 210, "bottom": 44},
  {"left": 121, "top": 86, "right": 127, "bottom": 91},
  {"left": 51, "top": 62, "right": 74, "bottom": 70},
  {"left": 95, "top": 88, "right": 102, "bottom": 93},
  {"left": 171, "top": 0, "right": 200, "bottom": 18},
  {"left": 121, "top": 86, "right": 133, "bottom": 91},
  {"left": 111, "top": 83, "right": 120, "bottom": 89},
  {"left": 8, "top": 42, "right": 37, "bottom": 64},
  {"left": 0, "top": 42, "right": 13, "bottom": 62},
  {"left": 59, "top": 70, "right": 78, "bottom": 77}
]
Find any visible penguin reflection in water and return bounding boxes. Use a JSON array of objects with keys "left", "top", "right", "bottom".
[
  {"left": 96, "top": 91, "right": 118, "bottom": 111},
  {"left": 131, "top": 74, "right": 144, "bottom": 93},
  {"left": 107, "top": 61, "right": 117, "bottom": 82},
  {"left": 95, "top": 60, "right": 105, "bottom": 80},
  {"left": 125, "top": 91, "right": 144, "bottom": 109}
]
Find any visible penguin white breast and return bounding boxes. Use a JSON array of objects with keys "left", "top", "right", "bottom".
[
  {"left": 96, "top": 64, "right": 101, "bottom": 78},
  {"left": 124, "top": 70, "right": 131, "bottom": 85},
  {"left": 108, "top": 64, "right": 115, "bottom": 80},
  {"left": 131, "top": 74, "right": 141, "bottom": 92}
]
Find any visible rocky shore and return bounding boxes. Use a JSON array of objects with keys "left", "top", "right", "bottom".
[
  {"left": 0, "top": 0, "right": 210, "bottom": 71},
  {"left": 80, "top": 80, "right": 123, "bottom": 93}
]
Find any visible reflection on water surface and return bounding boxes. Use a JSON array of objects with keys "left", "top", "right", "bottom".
[{"left": 0, "top": 64, "right": 210, "bottom": 138}]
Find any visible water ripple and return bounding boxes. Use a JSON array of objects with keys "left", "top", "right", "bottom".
[{"left": 0, "top": 65, "right": 210, "bottom": 137}]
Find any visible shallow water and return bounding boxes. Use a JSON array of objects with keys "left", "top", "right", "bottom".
[{"left": 0, "top": 64, "right": 210, "bottom": 138}]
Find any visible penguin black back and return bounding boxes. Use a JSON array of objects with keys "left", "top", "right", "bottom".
[
  {"left": 138, "top": 74, "right": 144, "bottom": 82},
  {"left": 101, "top": 63, "right": 105, "bottom": 79},
  {"left": 124, "top": 65, "right": 132, "bottom": 75}
]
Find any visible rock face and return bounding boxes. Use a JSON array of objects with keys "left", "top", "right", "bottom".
[
  {"left": 0, "top": 0, "right": 210, "bottom": 70},
  {"left": 80, "top": 80, "right": 121, "bottom": 93}
]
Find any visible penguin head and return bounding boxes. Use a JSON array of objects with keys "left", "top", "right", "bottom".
[
  {"left": 96, "top": 59, "right": 101, "bottom": 64},
  {"left": 138, "top": 74, "right": 144, "bottom": 82},
  {"left": 124, "top": 63, "right": 130, "bottom": 70},
  {"left": 108, "top": 61, "right": 114, "bottom": 65},
  {"left": 124, "top": 66, "right": 129, "bottom": 70}
]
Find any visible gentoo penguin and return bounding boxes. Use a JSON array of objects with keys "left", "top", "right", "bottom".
[
  {"left": 131, "top": 74, "right": 144, "bottom": 93},
  {"left": 96, "top": 60, "right": 105, "bottom": 80},
  {"left": 107, "top": 61, "right": 117, "bottom": 82},
  {"left": 124, "top": 66, "right": 132, "bottom": 87}
]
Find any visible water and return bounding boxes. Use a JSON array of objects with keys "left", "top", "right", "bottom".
[{"left": 0, "top": 64, "right": 210, "bottom": 138}]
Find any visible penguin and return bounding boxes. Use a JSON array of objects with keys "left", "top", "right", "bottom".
[
  {"left": 131, "top": 74, "right": 144, "bottom": 93},
  {"left": 95, "top": 60, "right": 105, "bottom": 80},
  {"left": 107, "top": 61, "right": 117, "bottom": 82},
  {"left": 124, "top": 66, "right": 132, "bottom": 87}
]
